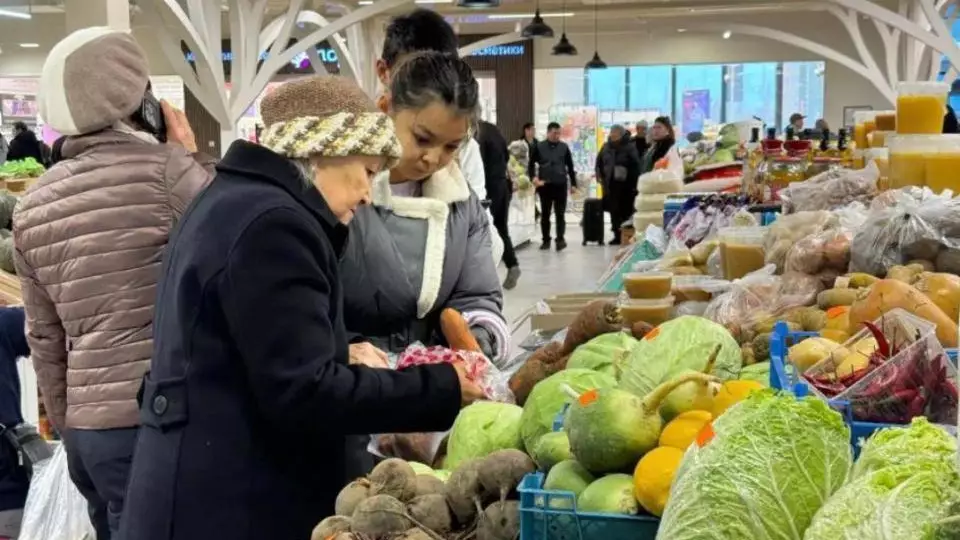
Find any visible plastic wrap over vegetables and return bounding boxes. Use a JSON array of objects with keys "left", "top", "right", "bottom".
[
  {"left": 779, "top": 162, "right": 879, "bottom": 212},
  {"left": 656, "top": 392, "right": 852, "bottom": 540},
  {"left": 851, "top": 188, "right": 960, "bottom": 277},
  {"left": 784, "top": 203, "right": 869, "bottom": 284},
  {"left": 804, "top": 419, "right": 960, "bottom": 540},
  {"left": 20, "top": 445, "right": 95, "bottom": 540}
]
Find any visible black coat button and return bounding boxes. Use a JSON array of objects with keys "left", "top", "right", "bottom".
[{"left": 152, "top": 395, "right": 168, "bottom": 416}]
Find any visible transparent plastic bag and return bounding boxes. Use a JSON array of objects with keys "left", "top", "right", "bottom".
[
  {"left": 850, "top": 189, "right": 960, "bottom": 276},
  {"left": 369, "top": 343, "right": 514, "bottom": 463},
  {"left": 20, "top": 445, "right": 94, "bottom": 540},
  {"left": 764, "top": 211, "right": 837, "bottom": 272},
  {"left": 784, "top": 204, "right": 868, "bottom": 276},
  {"left": 780, "top": 161, "right": 879, "bottom": 212},
  {"left": 636, "top": 168, "right": 682, "bottom": 195}
]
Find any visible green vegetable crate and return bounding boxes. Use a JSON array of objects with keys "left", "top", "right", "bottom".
[
  {"left": 769, "top": 320, "right": 959, "bottom": 454},
  {"left": 518, "top": 472, "right": 659, "bottom": 540}
]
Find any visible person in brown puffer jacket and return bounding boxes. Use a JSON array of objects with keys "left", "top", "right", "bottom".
[{"left": 12, "top": 27, "right": 213, "bottom": 540}]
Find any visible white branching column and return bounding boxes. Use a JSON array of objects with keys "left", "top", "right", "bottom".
[
  {"left": 139, "top": 0, "right": 410, "bottom": 153},
  {"left": 347, "top": 18, "right": 388, "bottom": 98}
]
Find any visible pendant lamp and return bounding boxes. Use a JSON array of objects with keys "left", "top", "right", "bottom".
[
  {"left": 585, "top": 0, "right": 606, "bottom": 69},
  {"left": 551, "top": 0, "right": 577, "bottom": 56},
  {"left": 522, "top": 8, "right": 554, "bottom": 38}
]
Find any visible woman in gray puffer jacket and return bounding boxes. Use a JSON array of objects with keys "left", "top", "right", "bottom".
[{"left": 339, "top": 52, "right": 509, "bottom": 369}]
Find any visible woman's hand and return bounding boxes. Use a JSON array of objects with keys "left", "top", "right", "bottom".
[
  {"left": 161, "top": 100, "right": 198, "bottom": 153},
  {"left": 349, "top": 342, "right": 390, "bottom": 369},
  {"left": 452, "top": 362, "right": 485, "bottom": 406}
]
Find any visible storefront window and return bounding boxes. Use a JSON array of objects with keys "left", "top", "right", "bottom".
[
  {"left": 781, "top": 61, "right": 825, "bottom": 131},
  {"left": 725, "top": 62, "right": 777, "bottom": 126},
  {"left": 586, "top": 67, "right": 627, "bottom": 110},
  {"left": 674, "top": 64, "right": 723, "bottom": 140},
  {"left": 627, "top": 66, "right": 672, "bottom": 117}
]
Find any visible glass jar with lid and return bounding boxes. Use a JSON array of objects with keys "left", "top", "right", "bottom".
[
  {"left": 897, "top": 82, "right": 949, "bottom": 134},
  {"left": 853, "top": 110, "right": 878, "bottom": 150},
  {"left": 887, "top": 134, "right": 938, "bottom": 189},
  {"left": 924, "top": 134, "right": 960, "bottom": 194},
  {"left": 874, "top": 110, "right": 896, "bottom": 131}
]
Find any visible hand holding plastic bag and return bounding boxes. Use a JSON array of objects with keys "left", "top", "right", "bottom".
[{"left": 20, "top": 445, "right": 94, "bottom": 540}]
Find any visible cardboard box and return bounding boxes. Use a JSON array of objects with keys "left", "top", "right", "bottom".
[{"left": 530, "top": 292, "right": 618, "bottom": 331}]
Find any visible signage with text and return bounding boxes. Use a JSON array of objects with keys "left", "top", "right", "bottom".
[{"left": 466, "top": 44, "right": 525, "bottom": 57}]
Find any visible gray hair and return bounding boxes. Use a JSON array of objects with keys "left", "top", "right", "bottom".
[{"left": 292, "top": 158, "right": 315, "bottom": 188}]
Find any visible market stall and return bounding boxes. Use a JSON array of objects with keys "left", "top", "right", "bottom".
[{"left": 315, "top": 79, "right": 960, "bottom": 540}]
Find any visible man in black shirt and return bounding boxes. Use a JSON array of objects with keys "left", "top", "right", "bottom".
[
  {"left": 528, "top": 122, "right": 577, "bottom": 251},
  {"left": 476, "top": 120, "right": 521, "bottom": 289}
]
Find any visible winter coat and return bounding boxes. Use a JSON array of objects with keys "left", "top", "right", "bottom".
[
  {"left": 0, "top": 307, "right": 28, "bottom": 512},
  {"left": 641, "top": 137, "right": 677, "bottom": 174},
  {"left": 596, "top": 138, "right": 642, "bottom": 210},
  {"left": 476, "top": 120, "right": 511, "bottom": 201},
  {"left": 5, "top": 130, "right": 43, "bottom": 164},
  {"left": 119, "top": 140, "right": 462, "bottom": 540},
  {"left": 12, "top": 130, "right": 213, "bottom": 430},
  {"left": 339, "top": 162, "right": 509, "bottom": 365}
]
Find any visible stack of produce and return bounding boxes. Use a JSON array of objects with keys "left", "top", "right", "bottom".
[
  {"left": 0, "top": 157, "right": 44, "bottom": 194},
  {"left": 633, "top": 169, "right": 682, "bottom": 233}
]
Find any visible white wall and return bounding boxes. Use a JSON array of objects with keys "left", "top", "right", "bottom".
[{"left": 531, "top": 11, "right": 894, "bottom": 128}]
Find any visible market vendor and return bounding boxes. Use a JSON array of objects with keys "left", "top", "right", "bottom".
[
  {"left": 339, "top": 49, "right": 509, "bottom": 367},
  {"left": 118, "top": 76, "right": 483, "bottom": 540}
]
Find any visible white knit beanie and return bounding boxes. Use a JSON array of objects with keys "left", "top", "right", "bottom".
[{"left": 38, "top": 27, "right": 150, "bottom": 136}]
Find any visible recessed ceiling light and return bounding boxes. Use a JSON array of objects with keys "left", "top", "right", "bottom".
[
  {"left": 488, "top": 12, "right": 573, "bottom": 20},
  {"left": 722, "top": 30, "right": 732, "bottom": 39},
  {"left": 19, "top": 43, "right": 40, "bottom": 48},
  {"left": 0, "top": 8, "right": 31, "bottom": 20},
  {"left": 677, "top": 28, "right": 686, "bottom": 32}
]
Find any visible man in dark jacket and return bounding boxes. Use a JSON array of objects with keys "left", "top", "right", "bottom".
[
  {"left": 529, "top": 122, "right": 577, "bottom": 251},
  {"left": 0, "top": 307, "right": 29, "bottom": 537},
  {"left": 5, "top": 122, "right": 43, "bottom": 164},
  {"left": 119, "top": 76, "right": 480, "bottom": 540},
  {"left": 633, "top": 121, "right": 650, "bottom": 158},
  {"left": 597, "top": 125, "right": 642, "bottom": 244},
  {"left": 476, "top": 120, "right": 521, "bottom": 289}
]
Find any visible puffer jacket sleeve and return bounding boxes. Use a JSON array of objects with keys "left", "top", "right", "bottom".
[
  {"left": 163, "top": 147, "right": 215, "bottom": 217},
  {"left": 446, "top": 197, "right": 510, "bottom": 366},
  {"left": 12, "top": 247, "right": 67, "bottom": 431}
]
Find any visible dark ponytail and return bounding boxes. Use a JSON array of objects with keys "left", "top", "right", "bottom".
[{"left": 389, "top": 51, "right": 479, "bottom": 125}]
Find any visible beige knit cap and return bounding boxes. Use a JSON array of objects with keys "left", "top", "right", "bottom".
[
  {"left": 260, "top": 76, "right": 402, "bottom": 167},
  {"left": 39, "top": 27, "right": 149, "bottom": 136}
]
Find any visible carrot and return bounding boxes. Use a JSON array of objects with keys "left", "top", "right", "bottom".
[
  {"left": 561, "top": 300, "right": 623, "bottom": 354},
  {"left": 440, "top": 308, "right": 482, "bottom": 353},
  {"left": 848, "top": 279, "right": 958, "bottom": 347}
]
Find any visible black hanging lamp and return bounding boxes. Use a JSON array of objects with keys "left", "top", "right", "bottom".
[
  {"left": 584, "top": 0, "right": 606, "bottom": 69},
  {"left": 551, "top": 0, "right": 577, "bottom": 56},
  {"left": 522, "top": 7, "right": 554, "bottom": 38}
]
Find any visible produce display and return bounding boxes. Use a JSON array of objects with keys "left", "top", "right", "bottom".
[{"left": 0, "top": 157, "right": 44, "bottom": 180}]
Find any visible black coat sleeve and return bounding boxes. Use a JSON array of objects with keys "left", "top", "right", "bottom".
[
  {"left": 527, "top": 143, "right": 539, "bottom": 180},
  {"left": 564, "top": 145, "right": 577, "bottom": 188},
  {"left": 626, "top": 143, "right": 642, "bottom": 184},
  {"left": 219, "top": 208, "right": 462, "bottom": 436}
]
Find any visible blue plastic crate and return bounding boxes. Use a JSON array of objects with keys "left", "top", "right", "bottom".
[
  {"left": 768, "top": 321, "right": 958, "bottom": 450},
  {"left": 519, "top": 472, "right": 659, "bottom": 540}
]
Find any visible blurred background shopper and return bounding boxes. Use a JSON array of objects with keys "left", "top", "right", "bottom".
[
  {"left": 12, "top": 27, "right": 213, "bottom": 539},
  {"left": 119, "top": 75, "right": 480, "bottom": 540}
]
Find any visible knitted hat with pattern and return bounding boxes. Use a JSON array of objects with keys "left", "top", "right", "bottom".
[{"left": 259, "top": 76, "right": 402, "bottom": 167}]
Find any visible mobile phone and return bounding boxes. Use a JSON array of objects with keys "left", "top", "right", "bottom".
[{"left": 132, "top": 91, "right": 167, "bottom": 143}]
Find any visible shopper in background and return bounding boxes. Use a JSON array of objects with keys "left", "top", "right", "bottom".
[
  {"left": 521, "top": 122, "right": 538, "bottom": 156},
  {"left": 12, "top": 27, "right": 214, "bottom": 540},
  {"left": 529, "top": 122, "right": 578, "bottom": 251},
  {"left": 0, "top": 133, "right": 8, "bottom": 165},
  {"left": 641, "top": 116, "right": 677, "bottom": 174},
  {"left": 0, "top": 307, "right": 30, "bottom": 540},
  {"left": 375, "top": 8, "right": 487, "bottom": 201},
  {"left": 340, "top": 52, "right": 507, "bottom": 375},
  {"left": 477, "top": 119, "right": 521, "bottom": 289},
  {"left": 814, "top": 118, "right": 830, "bottom": 133},
  {"left": 633, "top": 120, "right": 650, "bottom": 159},
  {"left": 119, "top": 75, "right": 481, "bottom": 540},
  {"left": 944, "top": 105, "right": 958, "bottom": 134},
  {"left": 4, "top": 123, "right": 43, "bottom": 165},
  {"left": 788, "top": 112, "right": 805, "bottom": 133},
  {"left": 596, "top": 124, "right": 641, "bottom": 245}
]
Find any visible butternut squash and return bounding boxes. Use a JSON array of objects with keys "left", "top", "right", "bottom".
[
  {"left": 913, "top": 272, "right": 960, "bottom": 323},
  {"left": 848, "top": 279, "right": 958, "bottom": 347}
]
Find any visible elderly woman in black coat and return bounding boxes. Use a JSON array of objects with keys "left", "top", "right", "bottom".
[{"left": 119, "top": 76, "right": 483, "bottom": 540}]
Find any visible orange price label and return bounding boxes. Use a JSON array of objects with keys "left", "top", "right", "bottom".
[
  {"left": 644, "top": 327, "right": 661, "bottom": 341},
  {"left": 578, "top": 388, "right": 599, "bottom": 406},
  {"left": 696, "top": 423, "right": 715, "bottom": 448},
  {"left": 826, "top": 306, "right": 848, "bottom": 319}
]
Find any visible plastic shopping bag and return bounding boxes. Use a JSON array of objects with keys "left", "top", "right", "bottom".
[{"left": 19, "top": 445, "right": 94, "bottom": 540}]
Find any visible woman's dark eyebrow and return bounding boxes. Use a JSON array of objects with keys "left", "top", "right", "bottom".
[{"left": 415, "top": 125, "right": 436, "bottom": 139}]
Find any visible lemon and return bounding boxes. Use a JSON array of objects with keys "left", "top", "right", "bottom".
[
  {"left": 633, "top": 446, "right": 684, "bottom": 516},
  {"left": 711, "top": 380, "right": 764, "bottom": 418},
  {"left": 658, "top": 410, "right": 713, "bottom": 450}
]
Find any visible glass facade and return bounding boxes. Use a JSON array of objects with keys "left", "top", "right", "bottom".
[{"left": 535, "top": 60, "right": 825, "bottom": 143}]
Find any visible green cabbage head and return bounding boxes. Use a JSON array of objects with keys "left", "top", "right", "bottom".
[
  {"left": 852, "top": 417, "right": 957, "bottom": 480},
  {"left": 520, "top": 369, "right": 617, "bottom": 455},
  {"left": 656, "top": 391, "right": 852, "bottom": 540},
  {"left": 444, "top": 401, "right": 523, "bottom": 470},
  {"left": 619, "top": 316, "right": 741, "bottom": 398}
]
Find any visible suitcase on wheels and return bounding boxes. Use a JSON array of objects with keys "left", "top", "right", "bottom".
[{"left": 581, "top": 197, "right": 605, "bottom": 246}]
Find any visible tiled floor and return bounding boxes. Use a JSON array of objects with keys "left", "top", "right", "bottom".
[{"left": 497, "top": 214, "right": 619, "bottom": 331}]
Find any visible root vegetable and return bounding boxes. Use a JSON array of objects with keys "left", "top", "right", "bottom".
[
  {"left": 440, "top": 308, "right": 482, "bottom": 352},
  {"left": 561, "top": 300, "right": 623, "bottom": 354},
  {"left": 415, "top": 474, "right": 446, "bottom": 497},
  {"left": 659, "top": 345, "right": 722, "bottom": 421},
  {"left": 351, "top": 494, "right": 411, "bottom": 537},
  {"left": 477, "top": 501, "right": 521, "bottom": 540},
  {"left": 396, "top": 529, "right": 435, "bottom": 540},
  {"left": 311, "top": 516, "right": 352, "bottom": 540},
  {"left": 531, "top": 431, "right": 572, "bottom": 471},
  {"left": 369, "top": 458, "right": 417, "bottom": 502},
  {"left": 335, "top": 479, "right": 371, "bottom": 517},
  {"left": 630, "top": 320, "right": 655, "bottom": 340},
  {"left": 817, "top": 288, "right": 860, "bottom": 310},
  {"left": 406, "top": 494, "right": 453, "bottom": 534},
  {"left": 477, "top": 449, "right": 536, "bottom": 502},
  {"left": 509, "top": 343, "right": 563, "bottom": 405},
  {"left": 445, "top": 458, "right": 485, "bottom": 525}
]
